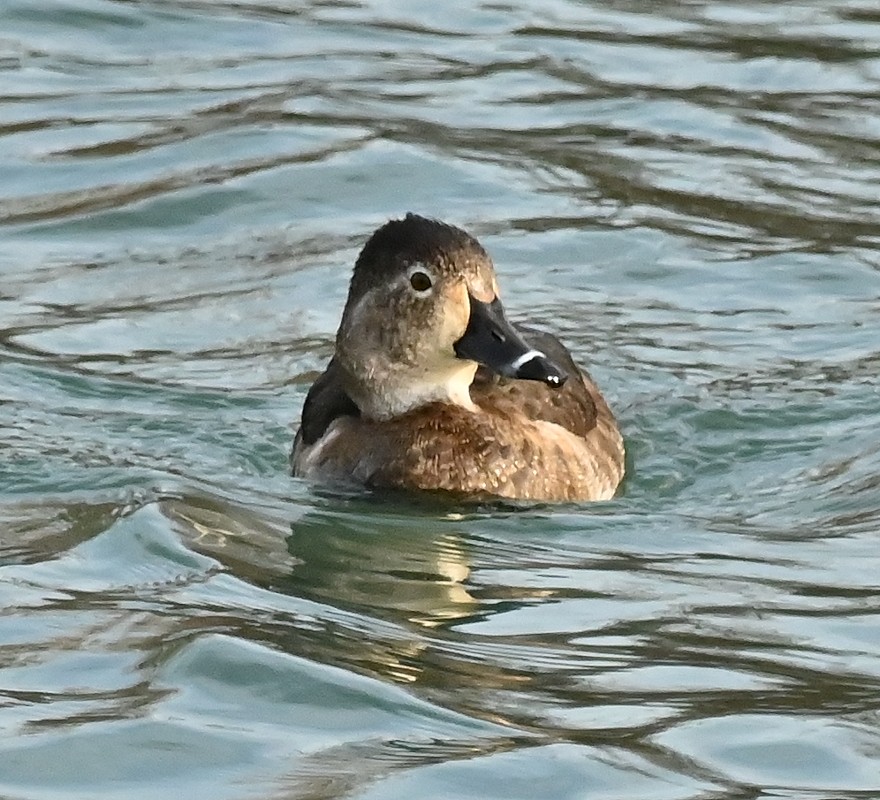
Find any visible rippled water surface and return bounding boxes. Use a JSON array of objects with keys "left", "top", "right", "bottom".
[{"left": 2, "top": 1, "right": 880, "bottom": 797}]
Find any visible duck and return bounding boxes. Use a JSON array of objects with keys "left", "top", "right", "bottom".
[{"left": 291, "top": 214, "right": 624, "bottom": 502}]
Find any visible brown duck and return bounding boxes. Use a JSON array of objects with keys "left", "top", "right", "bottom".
[{"left": 292, "top": 214, "right": 624, "bottom": 502}]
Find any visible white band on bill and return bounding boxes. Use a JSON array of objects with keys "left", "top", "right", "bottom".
[{"left": 509, "top": 349, "right": 545, "bottom": 371}]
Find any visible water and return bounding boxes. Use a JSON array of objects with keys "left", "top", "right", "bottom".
[{"left": 2, "top": 0, "right": 879, "bottom": 797}]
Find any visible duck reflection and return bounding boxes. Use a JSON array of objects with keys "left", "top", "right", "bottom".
[
  {"left": 164, "top": 492, "right": 549, "bottom": 706},
  {"left": 280, "top": 494, "right": 480, "bottom": 631},
  {"left": 164, "top": 491, "right": 482, "bottom": 631}
]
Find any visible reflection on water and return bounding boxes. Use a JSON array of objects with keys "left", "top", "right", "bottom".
[
  {"left": 284, "top": 506, "right": 478, "bottom": 629},
  {"left": 2, "top": 0, "right": 880, "bottom": 797}
]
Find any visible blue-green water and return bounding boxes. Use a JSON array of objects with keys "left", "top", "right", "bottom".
[{"left": 2, "top": 1, "right": 880, "bottom": 797}]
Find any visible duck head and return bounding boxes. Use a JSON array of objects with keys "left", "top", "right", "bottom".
[{"left": 335, "top": 213, "right": 566, "bottom": 420}]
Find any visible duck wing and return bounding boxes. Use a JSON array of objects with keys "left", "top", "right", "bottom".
[{"left": 296, "top": 358, "right": 360, "bottom": 447}]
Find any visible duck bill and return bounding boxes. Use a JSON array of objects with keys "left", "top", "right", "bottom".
[{"left": 454, "top": 294, "right": 567, "bottom": 387}]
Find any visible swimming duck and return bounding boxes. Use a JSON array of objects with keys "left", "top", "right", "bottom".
[{"left": 291, "top": 214, "right": 624, "bottom": 502}]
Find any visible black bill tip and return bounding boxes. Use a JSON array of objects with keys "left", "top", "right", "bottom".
[
  {"left": 454, "top": 294, "right": 569, "bottom": 388},
  {"left": 511, "top": 350, "right": 568, "bottom": 387}
]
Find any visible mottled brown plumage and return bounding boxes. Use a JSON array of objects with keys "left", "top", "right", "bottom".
[{"left": 292, "top": 214, "right": 624, "bottom": 502}]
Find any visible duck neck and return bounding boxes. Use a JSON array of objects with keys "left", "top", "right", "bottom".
[{"left": 340, "top": 356, "right": 478, "bottom": 421}]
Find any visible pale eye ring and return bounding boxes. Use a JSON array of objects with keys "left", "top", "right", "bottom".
[{"left": 409, "top": 270, "right": 433, "bottom": 293}]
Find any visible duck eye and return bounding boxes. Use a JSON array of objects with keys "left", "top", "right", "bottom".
[{"left": 409, "top": 271, "right": 433, "bottom": 292}]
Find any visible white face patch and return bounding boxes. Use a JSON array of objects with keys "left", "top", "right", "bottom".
[{"left": 509, "top": 349, "right": 545, "bottom": 372}]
